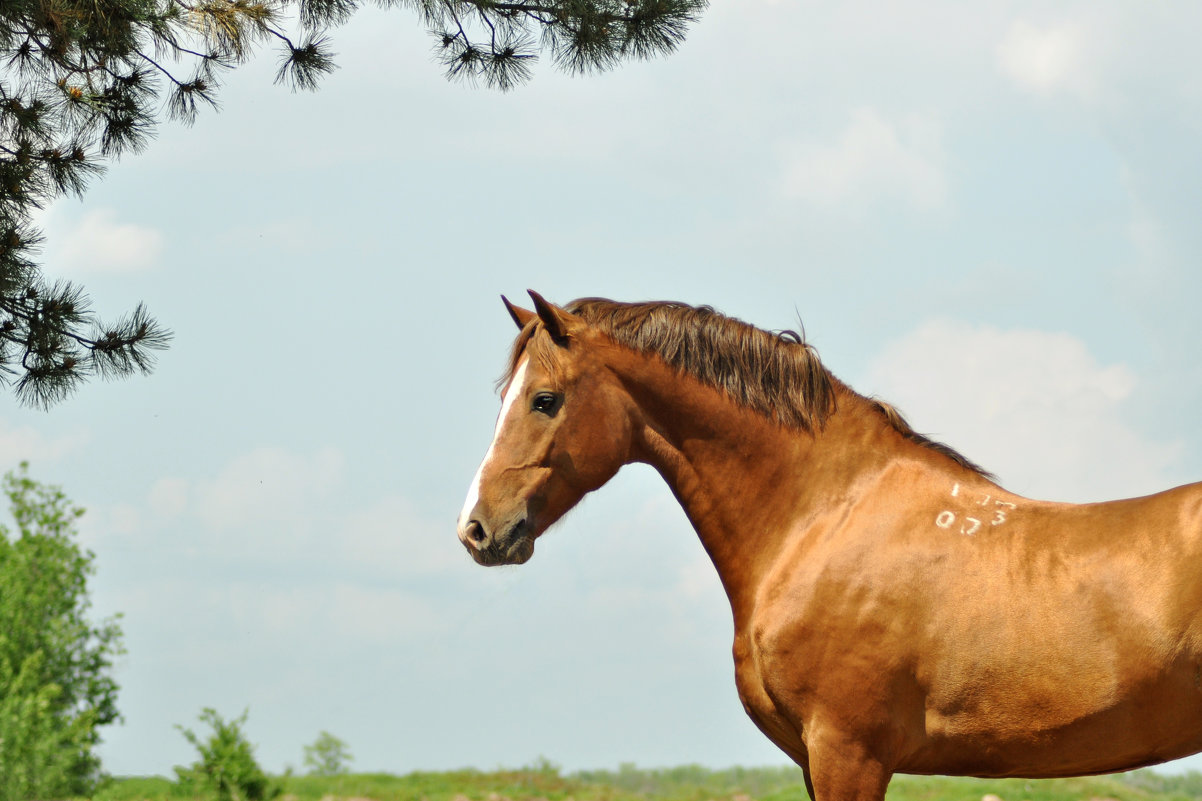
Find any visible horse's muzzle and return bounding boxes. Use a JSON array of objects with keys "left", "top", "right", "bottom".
[{"left": 458, "top": 517, "right": 534, "bottom": 566}]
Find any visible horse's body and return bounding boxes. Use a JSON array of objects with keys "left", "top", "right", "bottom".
[{"left": 457, "top": 292, "right": 1202, "bottom": 801}]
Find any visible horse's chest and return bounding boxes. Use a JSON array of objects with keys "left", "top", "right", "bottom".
[
  {"left": 731, "top": 631, "right": 811, "bottom": 762},
  {"left": 733, "top": 593, "right": 920, "bottom": 751}
]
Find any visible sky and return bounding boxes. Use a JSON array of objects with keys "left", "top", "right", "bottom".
[{"left": 4, "top": 0, "right": 1202, "bottom": 780}]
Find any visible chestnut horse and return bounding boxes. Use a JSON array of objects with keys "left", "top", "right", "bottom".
[{"left": 457, "top": 291, "right": 1202, "bottom": 801}]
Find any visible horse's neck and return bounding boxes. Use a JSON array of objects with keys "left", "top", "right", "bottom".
[{"left": 621, "top": 359, "right": 893, "bottom": 621}]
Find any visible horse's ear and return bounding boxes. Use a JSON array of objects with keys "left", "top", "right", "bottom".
[
  {"left": 528, "top": 290, "right": 578, "bottom": 344},
  {"left": 502, "top": 295, "right": 536, "bottom": 330}
]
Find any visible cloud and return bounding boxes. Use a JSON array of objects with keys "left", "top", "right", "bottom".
[
  {"left": 996, "top": 19, "right": 1098, "bottom": 101},
  {"left": 539, "top": 474, "right": 730, "bottom": 648},
  {"left": 862, "top": 321, "right": 1182, "bottom": 502},
  {"left": 109, "top": 575, "right": 445, "bottom": 658},
  {"left": 192, "top": 446, "right": 344, "bottom": 537},
  {"left": 337, "top": 493, "right": 462, "bottom": 577},
  {"left": 81, "top": 446, "right": 346, "bottom": 555},
  {"left": 217, "top": 218, "right": 332, "bottom": 254},
  {"left": 148, "top": 477, "right": 189, "bottom": 520},
  {"left": 0, "top": 419, "right": 87, "bottom": 464},
  {"left": 181, "top": 446, "right": 463, "bottom": 578},
  {"left": 82, "top": 445, "right": 461, "bottom": 581},
  {"left": 53, "top": 208, "right": 164, "bottom": 275},
  {"left": 224, "top": 580, "right": 445, "bottom": 642},
  {"left": 780, "top": 107, "right": 947, "bottom": 212}
]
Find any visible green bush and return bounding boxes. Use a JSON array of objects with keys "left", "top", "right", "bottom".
[{"left": 175, "top": 708, "right": 281, "bottom": 801}]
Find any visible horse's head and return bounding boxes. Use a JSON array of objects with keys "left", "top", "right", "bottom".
[{"left": 457, "top": 291, "right": 634, "bottom": 566}]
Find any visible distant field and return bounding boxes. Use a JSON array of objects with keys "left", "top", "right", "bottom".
[{"left": 94, "top": 763, "right": 1202, "bottom": 801}]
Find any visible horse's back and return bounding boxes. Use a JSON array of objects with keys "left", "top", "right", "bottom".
[
  {"left": 913, "top": 478, "right": 1202, "bottom": 774},
  {"left": 741, "top": 473, "right": 1202, "bottom": 779}
]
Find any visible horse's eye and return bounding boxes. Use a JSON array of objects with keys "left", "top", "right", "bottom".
[{"left": 531, "top": 392, "right": 560, "bottom": 416}]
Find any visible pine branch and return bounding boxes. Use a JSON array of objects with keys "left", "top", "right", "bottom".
[
  {"left": 419, "top": 0, "right": 707, "bottom": 88},
  {"left": 0, "top": 0, "right": 707, "bottom": 405},
  {"left": 0, "top": 263, "right": 172, "bottom": 407},
  {"left": 270, "top": 29, "right": 337, "bottom": 90}
]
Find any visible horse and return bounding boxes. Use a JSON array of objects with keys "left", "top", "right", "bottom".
[{"left": 456, "top": 291, "right": 1202, "bottom": 801}]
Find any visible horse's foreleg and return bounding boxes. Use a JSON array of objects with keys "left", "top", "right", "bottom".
[
  {"left": 802, "top": 767, "right": 816, "bottom": 801},
  {"left": 806, "top": 730, "right": 892, "bottom": 801}
]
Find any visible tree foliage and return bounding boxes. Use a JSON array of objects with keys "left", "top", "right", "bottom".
[
  {"left": 302, "top": 729, "right": 353, "bottom": 776},
  {"left": 0, "top": 0, "right": 704, "bottom": 406},
  {"left": 0, "top": 463, "right": 123, "bottom": 800},
  {"left": 175, "top": 707, "right": 281, "bottom": 801}
]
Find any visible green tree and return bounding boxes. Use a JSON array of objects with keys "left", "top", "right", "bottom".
[
  {"left": 0, "top": 463, "right": 123, "bottom": 800},
  {"left": 175, "top": 707, "right": 281, "bottom": 801},
  {"left": 1, "top": 0, "right": 705, "bottom": 407},
  {"left": 302, "top": 730, "right": 353, "bottom": 776}
]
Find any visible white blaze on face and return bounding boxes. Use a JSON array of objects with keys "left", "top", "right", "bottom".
[{"left": 459, "top": 357, "right": 530, "bottom": 529}]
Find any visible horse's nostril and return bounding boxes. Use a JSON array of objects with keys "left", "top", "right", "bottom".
[{"left": 465, "top": 520, "right": 487, "bottom": 544}]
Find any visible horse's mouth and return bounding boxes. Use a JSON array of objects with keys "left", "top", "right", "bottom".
[{"left": 503, "top": 534, "right": 535, "bottom": 565}]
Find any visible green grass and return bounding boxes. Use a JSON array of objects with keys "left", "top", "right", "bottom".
[{"left": 92, "top": 764, "right": 1202, "bottom": 801}]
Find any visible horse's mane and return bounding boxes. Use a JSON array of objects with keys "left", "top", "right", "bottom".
[
  {"left": 505, "top": 298, "right": 991, "bottom": 479},
  {"left": 566, "top": 298, "right": 835, "bottom": 432}
]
